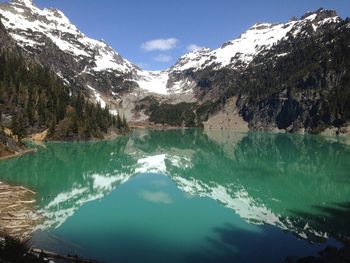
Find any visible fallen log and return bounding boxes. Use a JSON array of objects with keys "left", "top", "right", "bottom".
[
  {"left": 6, "top": 204, "right": 21, "bottom": 209},
  {"left": 20, "top": 186, "right": 36, "bottom": 195},
  {"left": 30, "top": 248, "right": 98, "bottom": 263},
  {"left": 17, "top": 200, "right": 36, "bottom": 204},
  {"left": 0, "top": 181, "right": 41, "bottom": 242},
  {"left": 1, "top": 217, "right": 27, "bottom": 220},
  {"left": 0, "top": 191, "right": 15, "bottom": 195},
  {"left": 4, "top": 225, "right": 30, "bottom": 229}
]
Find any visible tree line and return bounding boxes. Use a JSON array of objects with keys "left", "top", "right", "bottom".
[{"left": 0, "top": 51, "right": 128, "bottom": 141}]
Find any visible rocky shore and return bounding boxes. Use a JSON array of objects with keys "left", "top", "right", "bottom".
[{"left": 284, "top": 245, "right": 350, "bottom": 263}]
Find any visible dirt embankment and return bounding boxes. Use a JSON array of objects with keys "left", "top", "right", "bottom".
[
  {"left": 203, "top": 97, "right": 249, "bottom": 132},
  {"left": 28, "top": 129, "right": 48, "bottom": 142},
  {"left": 0, "top": 128, "right": 35, "bottom": 160}
]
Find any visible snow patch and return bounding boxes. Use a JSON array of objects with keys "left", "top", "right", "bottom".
[
  {"left": 318, "top": 16, "right": 340, "bottom": 26},
  {"left": 109, "top": 109, "right": 118, "bottom": 116},
  {"left": 93, "top": 43, "right": 133, "bottom": 72},
  {"left": 87, "top": 85, "right": 106, "bottom": 108},
  {"left": 9, "top": 32, "right": 42, "bottom": 47},
  {"left": 136, "top": 71, "right": 169, "bottom": 95},
  {"left": 276, "top": 52, "right": 289, "bottom": 57},
  {"left": 168, "top": 79, "right": 194, "bottom": 94},
  {"left": 303, "top": 13, "right": 317, "bottom": 21}
]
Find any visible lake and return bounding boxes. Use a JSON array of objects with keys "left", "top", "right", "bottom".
[{"left": 0, "top": 129, "right": 349, "bottom": 263}]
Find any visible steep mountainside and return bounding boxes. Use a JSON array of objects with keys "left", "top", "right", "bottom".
[
  {"left": 0, "top": 0, "right": 137, "bottom": 98},
  {"left": 0, "top": 0, "right": 349, "bottom": 134},
  {"left": 0, "top": 9, "right": 128, "bottom": 148}
]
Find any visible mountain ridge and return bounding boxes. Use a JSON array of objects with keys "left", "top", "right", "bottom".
[{"left": 0, "top": 0, "right": 349, "bottom": 135}]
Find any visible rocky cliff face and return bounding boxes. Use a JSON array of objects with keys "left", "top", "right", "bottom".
[
  {"left": 234, "top": 15, "right": 350, "bottom": 133},
  {"left": 0, "top": 1, "right": 349, "bottom": 133}
]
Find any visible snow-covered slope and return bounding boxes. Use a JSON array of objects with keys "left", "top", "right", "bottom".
[
  {"left": 136, "top": 71, "right": 170, "bottom": 95},
  {"left": 0, "top": 0, "right": 135, "bottom": 74},
  {"left": 171, "top": 9, "right": 340, "bottom": 73}
]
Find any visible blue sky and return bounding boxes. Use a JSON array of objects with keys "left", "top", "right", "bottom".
[{"left": 7, "top": 0, "right": 350, "bottom": 70}]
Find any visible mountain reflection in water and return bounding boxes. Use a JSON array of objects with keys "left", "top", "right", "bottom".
[{"left": 0, "top": 129, "right": 349, "bottom": 261}]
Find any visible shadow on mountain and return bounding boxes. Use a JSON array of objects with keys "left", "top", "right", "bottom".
[
  {"left": 288, "top": 202, "right": 350, "bottom": 245},
  {"left": 185, "top": 222, "right": 324, "bottom": 263},
  {"left": 184, "top": 224, "right": 257, "bottom": 263}
]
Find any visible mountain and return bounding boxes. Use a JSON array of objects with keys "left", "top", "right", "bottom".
[
  {"left": 164, "top": 8, "right": 350, "bottom": 134},
  {"left": 171, "top": 9, "right": 340, "bottom": 72},
  {"left": 0, "top": 0, "right": 349, "bottom": 135},
  {"left": 0, "top": 0, "right": 130, "bottom": 146},
  {"left": 0, "top": 0, "right": 137, "bottom": 95},
  {"left": 141, "top": 8, "right": 350, "bottom": 134}
]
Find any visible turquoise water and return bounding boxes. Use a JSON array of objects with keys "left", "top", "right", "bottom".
[{"left": 0, "top": 130, "right": 349, "bottom": 263}]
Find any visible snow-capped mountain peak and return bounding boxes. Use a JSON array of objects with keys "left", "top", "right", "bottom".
[
  {"left": 170, "top": 22, "right": 296, "bottom": 72},
  {"left": 300, "top": 8, "right": 337, "bottom": 21},
  {"left": 0, "top": 0, "right": 135, "bottom": 74},
  {"left": 170, "top": 9, "right": 340, "bottom": 73},
  {"left": 11, "top": 0, "right": 34, "bottom": 7}
]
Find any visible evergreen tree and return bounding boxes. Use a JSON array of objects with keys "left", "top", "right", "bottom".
[
  {"left": 116, "top": 112, "right": 122, "bottom": 130},
  {"left": 122, "top": 115, "right": 128, "bottom": 130},
  {"left": 0, "top": 50, "right": 129, "bottom": 140},
  {"left": 11, "top": 112, "right": 26, "bottom": 141}
]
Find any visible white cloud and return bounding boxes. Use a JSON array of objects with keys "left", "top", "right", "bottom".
[
  {"left": 140, "top": 191, "right": 173, "bottom": 204},
  {"left": 141, "top": 38, "right": 178, "bottom": 52},
  {"left": 187, "top": 44, "right": 204, "bottom": 52},
  {"left": 153, "top": 54, "right": 172, "bottom": 63},
  {"left": 151, "top": 179, "right": 169, "bottom": 188}
]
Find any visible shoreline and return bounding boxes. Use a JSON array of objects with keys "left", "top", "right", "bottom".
[
  {"left": 1, "top": 126, "right": 349, "bottom": 161},
  {"left": 26, "top": 127, "right": 128, "bottom": 143},
  {"left": 129, "top": 122, "right": 188, "bottom": 130},
  {"left": 130, "top": 119, "right": 350, "bottom": 137},
  {"left": 0, "top": 148, "right": 36, "bottom": 161}
]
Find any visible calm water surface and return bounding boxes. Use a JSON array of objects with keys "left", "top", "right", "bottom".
[{"left": 0, "top": 130, "right": 349, "bottom": 263}]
